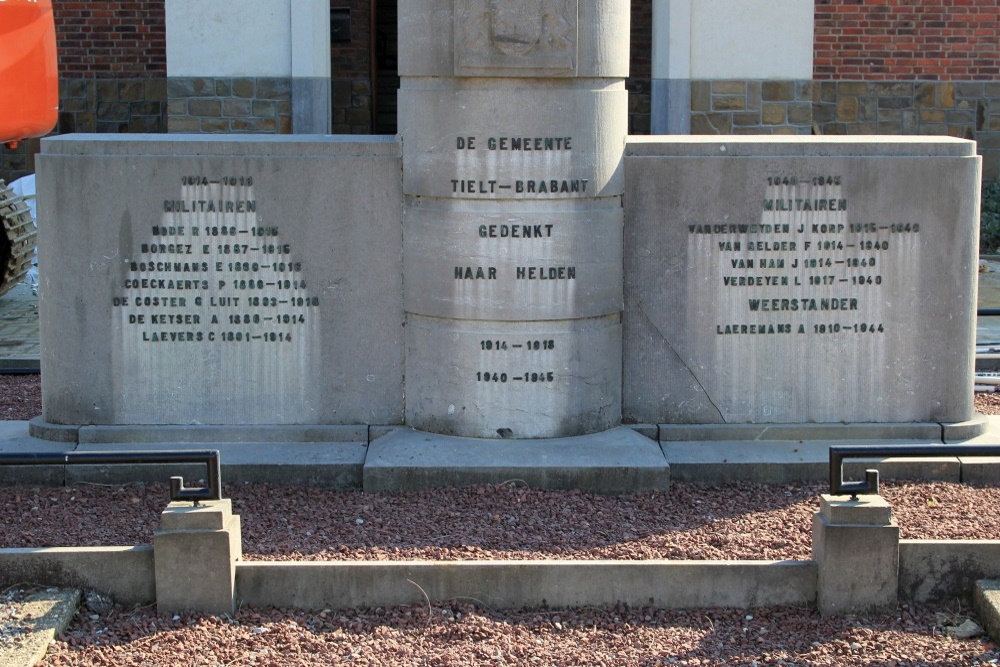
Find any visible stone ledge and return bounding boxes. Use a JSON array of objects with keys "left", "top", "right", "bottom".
[{"left": 975, "top": 579, "right": 1000, "bottom": 644}]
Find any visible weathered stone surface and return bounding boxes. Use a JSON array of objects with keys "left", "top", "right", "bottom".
[
  {"left": 712, "top": 95, "right": 745, "bottom": 111},
  {"left": 399, "top": 0, "right": 629, "bottom": 78},
  {"left": 762, "top": 81, "right": 795, "bottom": 102},
  {"left": 404, "top": 198, "right": 622, "bottom": 321},
  {"left": 813, "top": 499, "right": 899, "bottom": 616},
  {"left": 154, "top": 500, "right": 241, "bottom": 615},
  {"left": 406, "top": 314, "right": 621, "bottom": 438},
  {"left": 398, "top": 81, "right": 627, "bottom": 199},
  {"left": 38, "top": 136, "right": 404, "bottom": 426},
  {"left": 623, "top": 137, "right": 979, "bottom": 425}
]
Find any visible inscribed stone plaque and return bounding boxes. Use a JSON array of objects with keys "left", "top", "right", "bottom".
[
  {"left": 404, "top": 197, "right": 622, "bottom": 321},
  {"left": 398, "top": 82, "right": 627, "bottom": 199},
  {"left": 454, "top": 0, "right": 579, "bottom": 76},
  {"left": 399, "top": 0, "right": 628, "bottom": 78},
  {"left": 406, "top": 314, "right": 621, "bottom": 438},
  {"left": 623, "top": 137, "right": 979, "bottom": 425},
  {"left": 38, "top": 136, "right": 404, "bottom": 426}
]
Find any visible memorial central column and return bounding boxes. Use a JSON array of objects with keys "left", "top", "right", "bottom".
[{"left": 400, "top": 1, "right": 629, "bottom": 438}]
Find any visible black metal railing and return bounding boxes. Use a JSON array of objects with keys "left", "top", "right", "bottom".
[
  {"left": 0, "top": 450, "right": 222, "bottom": 502},
  {"left": 830, "top": 444, "right": 1000, "bottom": 498}
]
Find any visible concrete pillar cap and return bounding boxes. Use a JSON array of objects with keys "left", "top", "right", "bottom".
[
  {"left": 819, "top": 493, "right": 893, "bottom": 526},
  {"left": 159, "top": 498, "right": 233, "bottom": 531}
]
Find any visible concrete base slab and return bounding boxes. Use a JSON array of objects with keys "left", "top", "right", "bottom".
[
  {"left": 0, "top": 547, "right": 155, "bottom": 604},
  {"left": 657, "top": 422, "right": 945, "bottom": 442},
  {"left": 0, "top": 420, "right": 72, "bottom": 485},
  {"left": 2, "top": 419, "right": 998, "bottom": 490},
  {"left": 364, "top": 427, "right": 669, "bottom": 493},
  {"left": 662, "top": 439, "right": 959, "bottom": 484},
  {"left": 945, "top": 414, "right": 1000, "bottom": 444},
  {"left": 899, "top": 541, "right": 1000, "bottom": 604},
  {"left": 68, "top": 442, "right": 367, "bottom": 489},
  {"left": 77, "top": 424, "right": 368, "bottom": 444}
]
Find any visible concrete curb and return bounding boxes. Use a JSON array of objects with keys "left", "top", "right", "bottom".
[
  {"left": 0, "top": 540, "right": 996, "bottom": 615},
  {"left": 975, "top": 580, "right": 1000, "bottom": 644},
  {"left": 0, "top": 589, "right": 79, "bottom": 667},
  {"left": 235, "top": 560, "right": 817, "bottom": 610}
]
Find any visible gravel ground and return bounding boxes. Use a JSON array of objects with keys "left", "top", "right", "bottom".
[
  {"left": 1, "top": 375, "right": 999, "bottom": 663},
  {"left": 39, "top": 601, "right": 1000, "bottom": 666},
  {"left": 0, "top": 373, "right": 41, "bottom": 421},
  {"left": 0, "top": 480, "right": 997, "bottom": 665}
]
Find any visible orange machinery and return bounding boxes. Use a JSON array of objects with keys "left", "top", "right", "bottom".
[{"left": 0, "top": 0, "right": 58, "bottom": 148}]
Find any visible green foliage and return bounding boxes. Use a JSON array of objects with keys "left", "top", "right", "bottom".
[{"left": 982, "top": 179, "right": 1000, "bottom": 255}]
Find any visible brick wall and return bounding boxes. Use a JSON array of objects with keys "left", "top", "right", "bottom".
[
  {"left": 53, "top": 1, "right": 166, "bottom": 76},
  {"left": 1, "top": 1, "right": 168, "bottom": 182},
  {"left": 814, "top": 0, "right": 1000, "bottom": 80}
]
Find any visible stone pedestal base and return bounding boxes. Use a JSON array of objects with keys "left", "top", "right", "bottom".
[
  {"left": 154, "top": 499, "right": 242, "bottom": 615},
  {"left": 813, "top": 494, "right": 899, "bottom": 616}
]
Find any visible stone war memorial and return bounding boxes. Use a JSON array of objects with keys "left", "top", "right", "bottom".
[{"left": 31, "top": 0, "right": 983, "bottom": 493}]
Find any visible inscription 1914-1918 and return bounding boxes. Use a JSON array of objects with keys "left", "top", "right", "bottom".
[{"left": 114, "top": 177, "right": 317, "bottom": 345}]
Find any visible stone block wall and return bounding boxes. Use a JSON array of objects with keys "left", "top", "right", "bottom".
[
  {"left": 58, "top": 79, "right": 167, "bottom": 134},
  {"left": 690, "top": 81, "right": 815, "bottom": 136},
  {"left": 166, "top": 79, "right": 292, "bottom": 134}
]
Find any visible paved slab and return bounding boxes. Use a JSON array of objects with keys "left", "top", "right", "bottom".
[
  {"left": 0, "top": 283, "right": 38, "bottom": 374},
  {"left": 662, "top": 439, "right": 961, "bottom": 484},
  {"left": 0, "top": 588, "right": 78, "bottom": 667},
  {"left": 1, "top": 419, "right": 998, "bottom": 489},
  {"left": 364, "top": 427, "right": 670, "bottom": 493}
]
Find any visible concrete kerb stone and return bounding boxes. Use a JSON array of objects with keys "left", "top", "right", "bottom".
[
  {"left": 975, "top": 580, "right": 1000, "bottom": 644},
  {"left": 0, "top": 547, "right": 155, "bottom": 604},
  {"left": 235, "top": 560, "right": 817, "bottom": 611},
  {"left": 899, "top": 541, "right": 1000, "bottom": 604},
  {"left": 0, "top": 589, "right": 79, "bottom": 667},
  {"left": 1, "top": 533, "right": 999, "bottom": 616}
]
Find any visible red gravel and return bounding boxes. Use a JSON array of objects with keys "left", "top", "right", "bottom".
[
  {"left": 976, "top": 391, "right": 1000, "bottom": 415},
  {"left": 1, "top": 382, "right": 998, "bottom": 663},
  {"left": 40, "top": 601, "right": 1000, "bottom": 666},
  {"left": 0, "top": 373, "right": 40, "bottom": 421},
  {"left": 1, "top": 480, "right": 998, "bottom": 560}
]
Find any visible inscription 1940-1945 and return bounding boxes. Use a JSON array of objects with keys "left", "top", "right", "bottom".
[
  {"left": 113, "top": 176, "right": 317, "bottom": 345},
  {"left": 693, "top": 174, "right": 917, "bottom": 337}
]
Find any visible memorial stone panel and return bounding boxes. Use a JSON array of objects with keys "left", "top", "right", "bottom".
[
  {"left": 400, "top": 0, "right": 629, "bottom": 438},
  {"left": 623, "top": 137, "right": 980, "bottom": 425},
  {"left": 38, "top": 136, "right": 404, "bottom": 426}
]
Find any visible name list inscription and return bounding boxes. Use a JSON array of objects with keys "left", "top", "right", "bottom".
[
  {"left": 115, "top": 176, "right": 317, "bottom": 345},
  {"left": 694, "top": 175, "right": 917, "bottom": 337}
]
